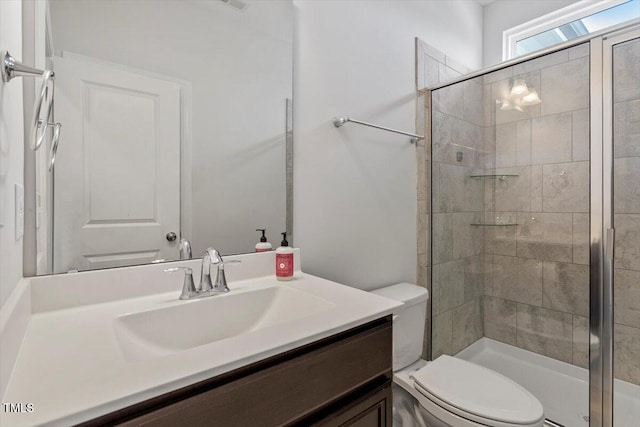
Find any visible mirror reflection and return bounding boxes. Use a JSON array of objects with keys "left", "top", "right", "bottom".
[{"left": 36, "top": 0, "right": 293, "bottom": 275}]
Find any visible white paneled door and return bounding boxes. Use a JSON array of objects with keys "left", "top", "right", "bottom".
[{"left": 53, "top": 53, "right": 181, "bottom": 273}]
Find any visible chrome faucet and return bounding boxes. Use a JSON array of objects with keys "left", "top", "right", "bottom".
[
  {"left": 178, "top": 238, "right": 192, "bottom": 260},
  {"left": 165, "top": 247, "right": 239, "bottom": 300},
  {"left": 164, "top": 267, "right": 198, "bottom": 300},
  {"left": 198, "top": 247, "right": 222, "bottom": 293}
]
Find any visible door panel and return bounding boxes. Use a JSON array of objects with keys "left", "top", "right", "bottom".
[
  {"left": 610, "top": 34, "right": 640, "bottom": 427},
  {"left": 53, "top": 53, "right": 181, "bottom": 272}
]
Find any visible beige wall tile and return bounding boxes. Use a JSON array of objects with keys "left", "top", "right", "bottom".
[
  {"left": 572, "top": 108, "right": 589, "bottom": 162},
  {"left": 572, "top": 315, "right": 589, "bottom": 369},
  {"left": 483, "top": 66, "right": 513, "bottom": 85},
  {"left": 614, "top": 157, "right": 640, "bottom": 214},
  {"left": 541, "top": 56, "right": 589, "bottom": 115},
  {"left": 615, "top": 269, "right": 640, "bottom": 329},
  {"left": 542, "top": 261, "right": 589, "bottom": 317},
  {"left": 542, "top": 161, "right": 589, "bottom": 213},
  {"left": 464, "top": 255, "right": 485, "bottom": 302},
  {"left": 496, "top": 122, "right": 516, "bottom": 168},
  {"left": 423, "top": 55, "right": 440, "bottom": 88},
  {"left": 464, "top": 79, "right": 484, "bottom": 126},
  {"left": 530, "top": 165, "right": 543, "bottom": 212},
  {"left": 452, "top": 299, "right": 482, "bottom": 353},
  {"left": 568, "top": 43, "right": 589, "bottom": 60},
  {"left": 614, "top": 323, "right": 640, "bottom": 385},
  {"left": 483, "top": 126, "right": 496, "bottom": 169},
  {"left": 517, "top": 213, "right": 573, "bottom": 262},
  {"left": 434, "top": 78, "right": 464, "bottom": 119},
  {"left": 433, "top": 259, "right": 465, "bottom": 315},
  {"left": 453, "top": 212, "right": 484, "bottom": 259},
  {"left": 484, "top": 212, "right": 517, "bottom": 256},
  {"left": 613, "top": 99, "right": 640, "bottom": 158},
  {"left": 494, "top": 167, "right": 531, "bottom": 212},
  {"left": 573, "top": 213, "right": 589, "bottom": 265},
  {"left": 516, "top": 119, "right": 531, "bottom": 166},
  {"left": 484, "top": 296, "right": 517, "bottom": 345},
  {"left": 513, "top": 49, "right": 568, "bottom": 75},
  {"left": 434, "top": 163, "right": 464, "bottom": 213},
  {"left": 614, "top": 214, "right": 640, "bottom": 271},
  {"left": 517, "top": 303, "right": 573, "bottom": 364},
  {"left": 613, "top": 39, "right": 640, "bottom": 103},
  {"left": 486, "top": 255, "right": 543, "bottom": 305},
  {"left": 433, "top": 213, "right": 453, "bottom": 264},
  {"left": 432, "top": 310, "right": 453, "bottom": 358},
  {"left": 465, "top": 169, "right": 485, "bottom": 212},
  {"left": 531, "top": 112, "right": 572, "bottom": 164}
]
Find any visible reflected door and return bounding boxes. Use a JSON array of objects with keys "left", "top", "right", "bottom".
[{"left": 53, "top": 53, "right": 181, "bottom": 272}]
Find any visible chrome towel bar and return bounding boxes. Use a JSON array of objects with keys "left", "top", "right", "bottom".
[{"left": 333, "top": 117, "right": 424, "bottom": 144}]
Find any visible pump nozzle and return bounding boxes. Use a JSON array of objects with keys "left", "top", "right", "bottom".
[
  {"left": 280, "top": 232, "right": 289, "bottom": 247},
  {"left": 256, "top": 228, "right": 267, "bottom": 242}
]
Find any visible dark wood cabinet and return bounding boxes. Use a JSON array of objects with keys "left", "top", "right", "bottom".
[{"left": 80, "top": 316, "right": 393, "bottom": 427}]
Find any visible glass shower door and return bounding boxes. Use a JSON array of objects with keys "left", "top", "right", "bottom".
[{"left": 608, "top": 31, "right": 640, "bottom": 427}]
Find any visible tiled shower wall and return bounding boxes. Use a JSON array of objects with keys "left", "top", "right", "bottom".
[
  {"left": 418, "top": 38, "right": 640, "bottom": 385},
  {"left": 481, "top": 45, "right": 592, "bottom": 371},
  {"left": 416, "top": 39, "right": 485, "bottom": 359}
]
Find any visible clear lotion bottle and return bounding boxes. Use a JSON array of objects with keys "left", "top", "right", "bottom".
[{"left": 275, "top": 232, "right": 293, "bottom": 281}]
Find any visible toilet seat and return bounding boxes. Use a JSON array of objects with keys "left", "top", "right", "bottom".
[{"left": 408, "top": 356, "right": 544, "bottom": 427}]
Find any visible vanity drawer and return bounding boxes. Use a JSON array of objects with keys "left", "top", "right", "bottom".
[{"left": 84, "top": 317, "right": 392, "bottom": 427}]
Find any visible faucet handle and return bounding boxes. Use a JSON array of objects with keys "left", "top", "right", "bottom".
[
  {"left": 212, "top": 260, "right": 241, "bottom": 293},
  {"left": 164, "top": 267, "right": 197, "bottom": 300}
]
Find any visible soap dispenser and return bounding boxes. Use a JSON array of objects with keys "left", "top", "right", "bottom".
[
  {"left": 275, "top": 232, "right": 293, "bottom": 281},
  {"left": 255, "top": 229, "right": 273, "bottom": 252}
]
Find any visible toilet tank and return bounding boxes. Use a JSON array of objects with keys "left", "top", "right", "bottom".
[{"left": 370, "top": 283, "right": 428, "bottom": 371}]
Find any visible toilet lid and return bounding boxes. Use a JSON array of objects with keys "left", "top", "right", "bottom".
[{"left": 411, "top": 355, "right": 544, "bottom": 425}]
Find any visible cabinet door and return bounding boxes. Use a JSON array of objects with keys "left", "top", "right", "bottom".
[{"left": 314, "top": 385, "right": 392, "bottom": 427}]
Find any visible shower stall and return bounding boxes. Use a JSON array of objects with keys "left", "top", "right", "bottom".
[{"left": 419, "top": 23, "right": 639, "bottom": 427}]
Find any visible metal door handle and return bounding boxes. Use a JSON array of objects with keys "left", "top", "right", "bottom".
[{"left": 166, "top": 232, "right": 177, "bottom": 242}]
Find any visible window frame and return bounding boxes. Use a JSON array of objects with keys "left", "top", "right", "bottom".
[{"left": 502, "top": 0, "right": 631, "bottom": 60}]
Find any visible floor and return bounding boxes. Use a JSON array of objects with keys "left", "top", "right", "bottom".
[{"left": 456, "top": 338, "right": 640, "bottom": 427}]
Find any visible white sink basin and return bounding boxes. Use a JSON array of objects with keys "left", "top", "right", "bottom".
[{"left": 113, "top": 285, "right": 335, "bottom": 362}]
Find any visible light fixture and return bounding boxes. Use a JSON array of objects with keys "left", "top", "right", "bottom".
[
  {"left": 521, "top": 89, "right": 541, "bottom": 106},
  {"left": 497, "top": 79, "right": 541, "bottom": 112},
  {"left": 510, "top": 79, "right": 529, "bottom": 97}
]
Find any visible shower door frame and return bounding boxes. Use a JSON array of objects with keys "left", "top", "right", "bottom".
[
  {"left": 425, "top": 20, "right": 640, "bottom": 427},
  {"left": 595, "top": 27, "right": 640, "bottom": 427}
]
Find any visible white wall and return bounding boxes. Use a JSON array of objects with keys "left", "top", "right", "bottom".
[
  {"left": 483, "top": 0, "right": 579, "bottom": 66},
  {"left": 0, "top": 0, "right": 25, "bottom": 308},
  {"left": 293, "top": 0, "right": 483, "bottom": 290}
]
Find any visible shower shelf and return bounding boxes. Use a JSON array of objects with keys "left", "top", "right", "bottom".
[
  {"left": 470, "top": 223, "right": 519, "bottom": 227},
  {"left": 470, "top": 174, "right": 519, "bottom": 179}
]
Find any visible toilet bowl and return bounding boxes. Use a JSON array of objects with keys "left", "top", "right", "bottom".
[{"left": 371, "top": 283, "right": 544, "bottom": 427}]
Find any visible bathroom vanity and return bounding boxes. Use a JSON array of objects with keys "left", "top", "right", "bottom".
[
  {"left": 0, "top": 250, "right": 400, "bottom": 426},
  {"left": 90, "top": 317, "right": 392, "bottom": 426}
]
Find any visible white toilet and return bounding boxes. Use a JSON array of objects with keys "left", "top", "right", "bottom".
[{"left": 371, "top": 283, "right": 545, "bottom": 427}]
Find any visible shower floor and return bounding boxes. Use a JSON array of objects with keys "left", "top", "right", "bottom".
[{"left": 456, "top": 338, "right": 640, "bottom": 427}]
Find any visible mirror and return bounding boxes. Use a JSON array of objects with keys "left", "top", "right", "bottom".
[{"left": 33, "top": 0, "right": 293, "bottom": 275}]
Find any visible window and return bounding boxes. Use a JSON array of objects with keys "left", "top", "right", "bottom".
[{"left": 503, "top": 0, "right": 640, "bottom": 59}]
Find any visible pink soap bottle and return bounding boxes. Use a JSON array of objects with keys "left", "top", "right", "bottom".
[{"left": 275, "top": 232, "right": 293, "bottom": 281}]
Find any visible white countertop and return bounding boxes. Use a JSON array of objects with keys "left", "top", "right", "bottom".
[{"left": 0, "top": 252, "right": 401, "bottom": 426}]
